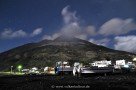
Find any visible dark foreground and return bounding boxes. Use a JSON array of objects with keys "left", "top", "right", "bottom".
[{"left": 0, "top": 73, "right": 136, "bottom": 90}]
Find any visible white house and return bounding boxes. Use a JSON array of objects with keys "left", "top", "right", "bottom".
[
  {"left": 115, "top": 60, "right": 126, "bottom": 66},
  {"left": 91, "top": 60, "right": 111, "bottom": 67}
]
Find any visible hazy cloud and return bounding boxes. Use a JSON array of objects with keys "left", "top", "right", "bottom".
[
  {"left": 99, "top": 18, "right": 136, "bottom": 35},
  {"left": 42, "top": 33, "right": 60, "bottom": 40},
  {"left": 75, "top": 34, "right": 87, "bottom": 40},
  {"left": 89, "top": 38, "right": 110, "bottom": 46},
  {"left": 42, "top": 35, "right": 52, "bottom": 40},
  {"left": 61, "top": 5, "right": 81, "bottom": 36},
  {"left": 1, "top": 29, "right": 27, "bottom": 39},
  {"left": 114, "top": 35, "right": 136, "bottom": 52},
  {"left": 85, "top": 26, "right": 96, "bottom": 36},
  {"left": 58, "top": 5, "right": 97, "bottom": 40},
  {"left": 0, "top": 28, "right": 43, "bottom": 39},
  {"left": 61, "top": 22, "right": 81, "bottom": 36},
  {"left": 31, "top": 28, "right": 43, "bottom": 37},
  {"left": 61, "top": 5, "right": 78, "bottom": 24},
  {"left": 41, "top": 5, "right": 98, "bottom": 41}
]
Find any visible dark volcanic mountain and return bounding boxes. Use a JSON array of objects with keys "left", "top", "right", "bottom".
[{"left": 0, "top": 35, "right": 135, "bottom": 71}]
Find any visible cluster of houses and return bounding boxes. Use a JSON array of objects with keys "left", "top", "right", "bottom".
[
  {"left": 21, "top": 67, "right": 55, "bottom": 75},
  {"left": 91, "top": 59, "right": 135, "bottom": 69},
  {"left": 20, "top": 59, "right": 136, "bottom": 76}
]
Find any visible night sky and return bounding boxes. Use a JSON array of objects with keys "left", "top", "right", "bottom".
[{"left": 0, "top": 0, "right": 136, "bottom": 53}]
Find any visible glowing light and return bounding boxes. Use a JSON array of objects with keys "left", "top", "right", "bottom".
[
  {"left": 17, "top": 65, "right": 22, "bottom": 72},
  {"left": 133, "top": 58, "right": 136, "bottom": 61},
  {"left": 124, "top": 65, "right": 129, "bottom": 68}
]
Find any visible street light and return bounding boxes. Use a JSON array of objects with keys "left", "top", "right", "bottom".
[
  {"left": 11, "top": 66, "right": 13, "bottom": 74},
  {"left": 17, "top": 65, "right": 22, "bottom": 72}
]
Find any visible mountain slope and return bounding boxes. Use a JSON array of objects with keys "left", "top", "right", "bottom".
[{"left": 0, "top": 36, "right": 135, "bottom": 71}]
